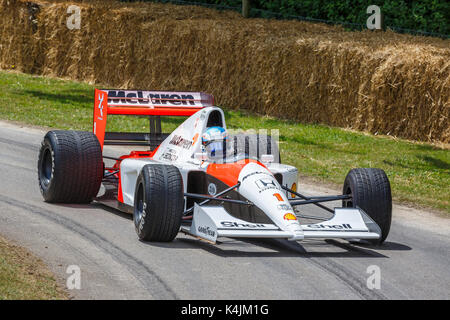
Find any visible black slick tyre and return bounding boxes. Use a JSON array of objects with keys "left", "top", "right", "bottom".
[
  {"left": 37, "top": 130, "right": 103, "bottom": 203},
  {"left": 343, "top": 168, "right": 392, "bottom": 245},
  {"left": 133, "top": 164, "right": 184, "bottom": 242}
]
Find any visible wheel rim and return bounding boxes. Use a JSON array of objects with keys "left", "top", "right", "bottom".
[
  {"left": 134, "top": 183, "right": 145, "bottom": 227},
  {"left": 40, "top": 148, "right": 52, "bottom": 187}
]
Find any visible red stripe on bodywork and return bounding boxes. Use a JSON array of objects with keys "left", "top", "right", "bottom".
[{"left": 206, "top": 159, "right": 267, "bottom": 187}]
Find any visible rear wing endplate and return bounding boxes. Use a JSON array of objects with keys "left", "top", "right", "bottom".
[{"left": 93, "top": 89, "right": 214, "bottom": 149}]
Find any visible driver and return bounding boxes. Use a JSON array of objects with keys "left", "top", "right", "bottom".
[{"left": 201, "top": 126, "right": 233, "bottom": 161}]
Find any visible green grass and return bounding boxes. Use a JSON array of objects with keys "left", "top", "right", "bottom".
[
  {"left": 0, "top": 236, "right": 67, "bottom": 300},
  {"left": 0, "top": 70, "right": 449, "bottom": 213}
]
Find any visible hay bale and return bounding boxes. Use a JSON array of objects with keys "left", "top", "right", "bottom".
[{"left": 0, "top": 0, "right": 448, "bottom": 142}]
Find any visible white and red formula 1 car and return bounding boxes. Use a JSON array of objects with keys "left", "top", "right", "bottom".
[{"left": 38, "top": 89, "right": 391, "bottom": 245}]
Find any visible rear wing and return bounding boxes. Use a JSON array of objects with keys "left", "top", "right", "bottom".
[{"left": 93, "top": 89, "right": 214, "bottom": 150}]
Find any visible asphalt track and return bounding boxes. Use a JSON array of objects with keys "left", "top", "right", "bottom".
[{"left": 0, "top": 120, "right": 449, "bottom": 300}]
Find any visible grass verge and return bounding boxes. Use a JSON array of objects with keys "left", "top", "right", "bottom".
[
  {"left": 0, "top": 70, "right": 448, "bottom": 214},
  {"left": 0, "top": 235, "right": 68, "bottom": 299}
]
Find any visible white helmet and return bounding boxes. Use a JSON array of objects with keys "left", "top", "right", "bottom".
[{"left": 201, "top": 126, "right": 233, "bottom": 161}]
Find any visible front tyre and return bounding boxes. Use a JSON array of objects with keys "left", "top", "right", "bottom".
[
  {"left": 133, "top": 164, "right": 184, "bottom": 242},
  {"left": 343, "top": 168, "right": 392, "bottom": 245},
  {"left": 37, "top": 130, "right": 103, "bottom": 203}
]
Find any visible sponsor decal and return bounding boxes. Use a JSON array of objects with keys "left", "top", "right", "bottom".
[
  {"left": 306, "top": 223, "right": 353, "bottom": 230},
  {"left": 169, "top": 135, "right": 194, "bottom": 149},
  {"left": 220, "top": 221, "right": 266, "bottom": 229},
  {"left": 197, "top": 226, "right": 216, "bottom": 237},
  {"left": 241, "top": 171, "right": 272, "bottom": 182},
  {"left": 97, "top": 93, "right": 104, "bottom": 118},
  {"left": 283, "top": 213, "right": 297, "bottom": 221},
  {"left": 149, "top": 93, "right": 195, "bottom": 105},
  {"left": 138, "top": 202, "right": 147, "bottom": 234},
  {"left": 255, "top": 178, "right": 279, "bottom": 193},
  {"left": 107, "top": 90, "right": 197, "bottom": 105},
  {"left": 207, "top": 183, "right": 217, "bottom": 196},
  {"left": 277, "top": 204, "right": 291, "bottom": 211},
  {"left": 160, "top": 148, "right": 178, "bottom": 162},
  {"left": 108, "top": 90, "right": 146, "bottom": 104},
  {"left": 273, "top": 193, "right": 284, "bottom": 202}
]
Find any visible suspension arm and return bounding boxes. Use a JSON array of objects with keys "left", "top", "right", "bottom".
[
  {"left": 183, "top": 182, "right": 242, "bottom": 217},
  {"left": 289, "top": 195, "right": 351, "bottom": 206},
  {"left": 281, "top": 185, "right": 345, "bottom": 214}
]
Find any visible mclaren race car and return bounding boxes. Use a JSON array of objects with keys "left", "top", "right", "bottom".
[{"left": 37, "top": 89, "right": 392, "bottom": 245}]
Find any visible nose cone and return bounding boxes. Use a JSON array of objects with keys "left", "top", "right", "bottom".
[{"left": 237, "top": 162, "right": 302, "bottom": 232}]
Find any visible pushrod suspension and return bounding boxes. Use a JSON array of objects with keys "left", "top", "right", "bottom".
[
  {"left": 281, "top": 185, "right": 340, "bottom": 214},
  {"left": 183, "top": 182, "right": 242, "bottom": 217}
]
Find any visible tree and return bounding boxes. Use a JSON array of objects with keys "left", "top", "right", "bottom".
[{"left": 242, "top": 0, "right": 250, "bottom": 18}]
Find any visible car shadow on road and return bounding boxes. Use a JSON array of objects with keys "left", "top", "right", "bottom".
[
  {"left": 88, "top": 203, "right": 133, "bottom": 220},
  {"left": 88, "top": 203, "right": 410, "bottom": 258},
  {"left": 50, "top": 203, "right": 134, "bottom": 222},
  {"left": 346, "top": 240, "right": 412, "bottom": 251},
  {"left": 148, "top": 236, "right": 393, "bottom": 258}
]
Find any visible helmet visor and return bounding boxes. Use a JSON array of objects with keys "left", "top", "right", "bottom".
[{"left": 204, "top": 140, "right": 232, "bottom": 160}]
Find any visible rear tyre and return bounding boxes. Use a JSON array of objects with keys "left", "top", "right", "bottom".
[
  {"left": 133, "top": 164, "right": 184, "bottom": 242},
  {"left": 343, "top": 168, "right": 392, "bottom": 245},
  {"left": 231, "top": 133, "right": 281, "bottom": 163},
  {"left": 37, "top": 130, "right": 103, "bottom": 203}
]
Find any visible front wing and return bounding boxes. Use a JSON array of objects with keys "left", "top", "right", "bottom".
[{"left": 180, "top": 204, "right": 381, "bottom": 243}]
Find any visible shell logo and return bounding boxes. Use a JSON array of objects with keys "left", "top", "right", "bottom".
[{"left": 283, "top": 213, "right": 297, "bottom": 221}]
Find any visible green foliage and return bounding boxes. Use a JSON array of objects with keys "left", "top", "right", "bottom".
[{"left": 130, "top": 0, "right": 449, "bottom": 35}]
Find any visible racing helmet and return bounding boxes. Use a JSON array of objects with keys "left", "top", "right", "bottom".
[{"left": 201, "top": 126, "right": 233, "bottom": 160}]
